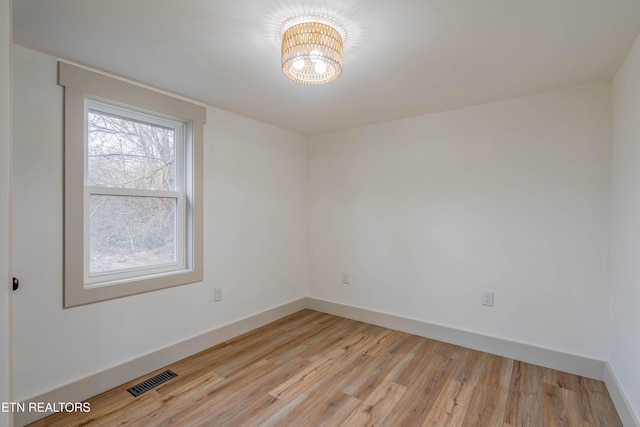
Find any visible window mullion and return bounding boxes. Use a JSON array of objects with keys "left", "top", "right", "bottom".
[{"left": 86, "top": 186, "right": 181, "bottom": 199}]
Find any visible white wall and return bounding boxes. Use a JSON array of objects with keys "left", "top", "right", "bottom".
[
  {"left": 11, "top": 45, "right": 307, "bottom": 401},
  {"left": 0, "top": 0, "right": 13, "bottom": 425},
  {"left": 308, "top": 84, "right": 611, "bottom": 359},
  {"left": 610, "top": 32, "right": 640, "bottom": 423}
]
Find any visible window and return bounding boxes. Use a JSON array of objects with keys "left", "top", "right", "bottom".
[
  {"left": 85, "top": 100, "right": 187, "bottom": 283},
  {"left": 59, "top": 63, "right": 205, "bottom": 307}
]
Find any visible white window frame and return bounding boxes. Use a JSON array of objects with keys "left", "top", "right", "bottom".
[
  {"left": 84, "top": 98, "right": 187, "bottom": 287},
  {"left": 59, "top": 62, "right": 205, "bottom": 307}
]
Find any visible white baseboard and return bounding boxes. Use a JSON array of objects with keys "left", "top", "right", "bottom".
[
  {"left": 15, "top": 296, "right": 632, "bottom": 426},
  {"left": 306, "top": 297, "right": 605, "bottom": 381},
  {"left": 604, "top": 362, "right": 640, "bottom": 427},
  {"left": 13, "top": 297, "right": 308, "bottom": 427}
]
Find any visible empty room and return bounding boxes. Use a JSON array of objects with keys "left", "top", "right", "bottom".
[{"left": 2, "top": 0, "right": 640, "bottom": 426}]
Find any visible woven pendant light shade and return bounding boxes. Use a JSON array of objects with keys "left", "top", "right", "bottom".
[{"left": 281, "top": 21, "right": 344, "bottom": 85}]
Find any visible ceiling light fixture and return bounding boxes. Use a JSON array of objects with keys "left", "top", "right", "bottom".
[{"left": 281, "top": 16, "right": 345, "bottom": 85}]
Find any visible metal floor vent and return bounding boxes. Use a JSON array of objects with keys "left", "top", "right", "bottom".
[{"left": 127, "top": 370, "right": 178, "bottom": 397}]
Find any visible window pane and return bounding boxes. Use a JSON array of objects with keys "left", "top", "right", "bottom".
[
  {"left": 89, "top": 195, "right": 177, "bottom": 274},
  {"left": 88, "top": 109, "right": 176, "bottom": 191}
]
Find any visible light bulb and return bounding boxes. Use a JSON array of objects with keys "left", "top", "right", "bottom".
[
  {"left": 314, "top": 60, "right": 327, "bottom": 74},
  {"left": 292, "top": 59, "right": 305, "bottom": 70}
]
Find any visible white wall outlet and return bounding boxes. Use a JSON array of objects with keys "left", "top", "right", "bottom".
[
  {"left": 341, "top": 272, "right": 350, "bottom": 284},
  {"left": 214, "top": 286, "right": 224, "bottom": 302},
  {"left": 482, "top": 290, "right": 494, "bottom": 307}
]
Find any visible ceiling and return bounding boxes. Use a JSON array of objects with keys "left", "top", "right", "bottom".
[{"left": 12, "top": 0, "right": 640, "bottom": 135}]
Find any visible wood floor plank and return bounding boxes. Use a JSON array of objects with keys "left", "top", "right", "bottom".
[
  {"left": 449, "top": 348, "right": 490, "bottom": 387},
  {"left": 578, "top": 390, "right": 624, "bottom": 427},
  {"left": 136, "top": 359, "right": 282, "bottom": 426},
  {"left": 384, "top": 337, "right": 440, "bottom": 387},
  {"left": 421, "top": 379, "right": 474, "bottom": 427},
  {"left": 266, "top": 315, "right": 353, "bottom": 366},
  {"left": 29, "top": 310, "right": 624, "bottom": 427},
  {"left": 360, "top": 329, "right": 407, "bottom": 357},
  {"left": 573, "top": 374, "right": 621, "bottom": 426},
  {"left": 380, "top": 354, "right": 454, "bottom": 427},
  {"left": 295, "top": 390, "right": 362, "bottom": 427},
  {"left": 296, "top": 317, "right": 370, "bottom": 362},
  {"left": 542, "top": 383, "right": 583, "bottom": 427},
  {"left": 268, "top": 332, "right": 370, "bottom": 402},
  {"left": 222, "top": 394, "right": 285, "bottom": 427},
  {"left": 267, "top": 309, "right": 327, "bottom": 333},
  {"left": 431, "top": 340, "right": 465, "bottom": 360},
  {"left": 154, "top": 357, "right": 310, "bottom": 427},
  {"left": 342, "top": 380, "right": 407, "bottom": 426},
  {"left": 341, "top": 331, "right": 417, "bottom": 400},
  {"left": 504, "top": 361, "right": 544, "bottom": 427},
  {"left": 460, "top": 354, "right": 512, "bottom": 427},
  {"left": 212, "top": 332, "right": 294, "bottom": 377},
  {"left": 543, "top": 367, "right": 580, "bottom": 391},
  {"left": 260, "top": 352, "right": 371, "bottom": 427},
  {"left": 363, "top": 324, "right": 388, "bottom": 337}
]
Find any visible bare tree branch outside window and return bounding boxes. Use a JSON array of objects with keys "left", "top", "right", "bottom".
[{"left": 87, "top": 109, "right": 177, "bottom": 273}]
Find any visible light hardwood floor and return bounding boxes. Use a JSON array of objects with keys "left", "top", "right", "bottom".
[{"left": 30, "top": 310, "right": 622, "bottom": 426}]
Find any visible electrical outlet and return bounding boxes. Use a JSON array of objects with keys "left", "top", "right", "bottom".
[
  {"left": 214, "top": 286, "right": 224, "bottom": 302},
  {"left": 482, "top": 290, "right": 494, "bottom": 307},
  {"left": 341, "top": 272, "right": 350, "bottom": 284}
]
